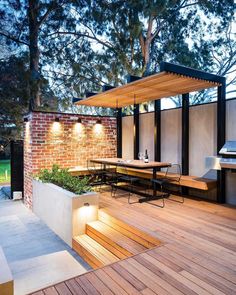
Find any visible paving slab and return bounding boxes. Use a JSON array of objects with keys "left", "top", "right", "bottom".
[
  {"left": 11, "top": 250, "right": 87, "bottom": 295},
  {"left": 0, "top": 198, "right": 91, "bottom": 294}
]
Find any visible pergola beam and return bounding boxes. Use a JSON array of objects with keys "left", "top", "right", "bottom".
[{"left": 160, "top": 62, "right": 225, "bottom": 84}]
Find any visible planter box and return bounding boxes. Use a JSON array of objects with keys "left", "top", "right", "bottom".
[{"left": 32, "top": 180, "right": 99, "bottom": 247}]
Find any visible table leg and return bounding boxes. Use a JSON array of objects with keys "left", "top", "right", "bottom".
[
  {"left": 153, "top": 167, "right": 157, "bottom": 197},
  {"left": 103, "top": 163, "right": 107, "bottom": 184}
]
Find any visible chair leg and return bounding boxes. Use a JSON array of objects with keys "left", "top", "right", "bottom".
[
  {"left": 145, "top": 182, "right": 165, "bottom": 208},
  {"left": 166, "top": 186, "right": 184, "bottom": 203}
]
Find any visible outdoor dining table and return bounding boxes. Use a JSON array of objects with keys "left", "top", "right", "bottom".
[{"left": 91, "top": 158, "right": 171, "bottom": 203}]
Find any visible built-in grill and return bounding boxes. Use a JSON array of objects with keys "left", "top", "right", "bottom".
[{"left": 219, "top": 141, "right": 236, "bottom": 170}]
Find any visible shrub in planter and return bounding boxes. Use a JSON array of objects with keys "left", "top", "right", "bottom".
[{"left": 37, "top": 164, "right": 92, "bottom": 195}]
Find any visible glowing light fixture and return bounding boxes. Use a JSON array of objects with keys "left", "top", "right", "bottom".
[
  {"left": 24, "top": 117, "right": 29, "bottom": 122},
  {"left": 55, "top": 117, "right": 60, "bottom": 122},
  {"left": 96, "top": 119, "right": 102, "bottom": 125},
  {"left": 84, "top": 202, "right": 90, "bottom": 207},
  {"left": 77, "top": 118, "right": 82, "bottom": 123}
]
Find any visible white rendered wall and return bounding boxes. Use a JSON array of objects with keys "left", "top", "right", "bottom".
[
  {"left": 189, "top": 103, "right": 217, "bottom": 177},
  {"left": 161, "top": 108, "right": 182, "bottom": 165},
  {"left": 122, "top": 115, "right": 134, "bottom": 159},
  {"left": 226, "top": 99, "right": 236, "bottom": 140},
  {"left": 121, "top": 99, "right": 236, "bottom": 204},
  {"left": 139, "top": 112, "right": 154, "bottom": 161},
  {"left": 33, "top": 180, "right": 99, "bottom": 247},
  {"left": 226, "top": 99, "right": 236, "bottom": 205}
]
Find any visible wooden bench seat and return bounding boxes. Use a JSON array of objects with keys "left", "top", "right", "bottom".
[
  {"left": 117, "top": 167, "right": 217, "bottom": 191},
  {"left": 68, "top": 165, "right": 217, "bottom": 191},
  {"left": 69, "top": 166, "right": 115, "bottom": 176}
]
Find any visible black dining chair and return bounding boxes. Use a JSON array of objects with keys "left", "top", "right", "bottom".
[
  {"left": 111, "top": 162, "right": 140, "bottom": 204},
  {"left": 87, "top": 160, "right": 105, "bottom": 191},
  {"left": 151, "top": 163, "right": 184, "bottom": 204}
]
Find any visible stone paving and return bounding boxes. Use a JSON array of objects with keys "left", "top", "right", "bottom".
[{"left": 0, "top": 187, "right": 90, "bottom": 294}]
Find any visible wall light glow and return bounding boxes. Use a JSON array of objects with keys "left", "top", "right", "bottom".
[
  {"left": 94, "top": 120, "right": 103, "bottom": 135},
  {"left": 52, "top": 121, "right": 61, "bottom": 133},
  {"left": 73, "top": 122, "right": 84, "bottom": 139},
  {"left": 77, "top": 204, "right": 97, "bottom": 224}
]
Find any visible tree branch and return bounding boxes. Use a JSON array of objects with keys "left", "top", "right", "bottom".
[
  {"left": 0, "top": 31, "right": 29, "bottom": 46},
  {"left": 45, "top": 31, "right": 115, "bottom": 51}
]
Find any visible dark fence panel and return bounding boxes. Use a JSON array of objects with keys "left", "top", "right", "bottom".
[{"left": 10, "top": 140, "right": 24, "bottom": 199}]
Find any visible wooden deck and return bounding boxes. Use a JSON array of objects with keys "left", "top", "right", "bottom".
[{"left": 31, "top": 193, "right": 236, "bottom": 295}]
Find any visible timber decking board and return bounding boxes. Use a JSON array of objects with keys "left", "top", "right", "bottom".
[
  {"left": 31, "top": 193, "right": 236, "bottom": 295},
  {"left": 72, "top": 235, "right": 119, "bottom": 268},
  {"left": 86, "top": 220, "right": 147, "bottom": 256},
  {"left": 98, "top": 210, "right": 161, "bottom": 247}
]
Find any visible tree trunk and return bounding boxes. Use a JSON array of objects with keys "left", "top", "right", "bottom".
[{"left": 28, "top": 0, "right": 41, "bottom": 109}]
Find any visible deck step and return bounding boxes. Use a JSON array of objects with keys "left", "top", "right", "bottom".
[
  {"left": 98, "top": 210, "right": 161, "bottom": 248},
  {"left": 86, "top": 220, "right": 147, "bottom": 258},
  {"left": 72, "top": 235, "right": 119, "bottom": 269}
]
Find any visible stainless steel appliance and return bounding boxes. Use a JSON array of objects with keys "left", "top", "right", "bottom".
[{"left": 219, "top": 141, "right": 236, "bottom": 170}]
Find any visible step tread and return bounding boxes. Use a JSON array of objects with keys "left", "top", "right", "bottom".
[
  {"left": 73, "top": 235, "right": 119, "bottom": 265},
  {"left": 99, "top": 210, "right": 160, "bottom": 247},
  {"left": 87, "top": 221, "right": 147, "bottom": 255},
  {"left": 100, "top": 209, "right": 162, "bottom": 246}
]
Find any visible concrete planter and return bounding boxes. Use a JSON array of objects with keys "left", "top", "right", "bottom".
[{"left": 32, "top": 180, "right": 99, "bottom": 247}]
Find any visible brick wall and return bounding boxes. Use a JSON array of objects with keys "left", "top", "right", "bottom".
[{"left": 24, "top": 111, "right": 117, "bottom": 209}]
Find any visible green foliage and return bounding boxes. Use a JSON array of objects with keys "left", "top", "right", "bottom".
[
  {"left": 0, "top": 0, "right": 235, "bottom": 113},
  {"left": 0, "top": 160, "right": 10, "bottom": 184},
  {"left": 37, "top": 165, "right": 92, "bottom": 195}
]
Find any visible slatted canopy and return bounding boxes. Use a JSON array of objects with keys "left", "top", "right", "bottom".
[{"left": 75, "top": 62, "right": 224, "bottom": 108}]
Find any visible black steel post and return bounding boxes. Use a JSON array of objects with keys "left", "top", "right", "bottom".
[
  {"left": 154, "top": 100, "right": 161, "bottom": 162},
  {"left": 182, "top": 93, "right": 189, "bottom": 196},
  {"left": 182, "top": 93, "right": 189, "bottom": 175},
  {"left": 134, "top": 104, "right": 140, "bottom": 159},
  {"left": 217, "top": 80, "right": 226, "bottom": 203},
  {"left": 117, "top": 108, "right": 122, "bottom": 158}
]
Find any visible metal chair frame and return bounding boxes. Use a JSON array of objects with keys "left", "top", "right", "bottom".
[
  {"left": 151, "top": 163, "right": 184, "bottom": 205},
  {"left": 111, "top": 162, "right": 140, "bottom": 204},
  {"left": 87, "top": 160, "right": 105, "bottom": 191}
]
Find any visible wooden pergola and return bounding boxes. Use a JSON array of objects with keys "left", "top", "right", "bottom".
[
  {"left": 75, "top": 62, "right": 226, "bottom": 203},
  {"left": 75, "top": 62, "right": 223, "bottom": 108}
]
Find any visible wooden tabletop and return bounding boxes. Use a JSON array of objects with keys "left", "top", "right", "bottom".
[{"left": 90, "top": 158, "right": 171, "bottom": 169}]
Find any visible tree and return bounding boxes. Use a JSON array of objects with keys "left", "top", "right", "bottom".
[
  {"left": 73, "top": 1, "right": 235, "bottom": 76},
  {"left": 0, "top": 55, "right": 29, "bottom": 142},
  {"left": 0, "top": 0, "right": 80, "bottom": 108},
  {"left": 46, "top": 0, "right": 235, "bottom": 110},
  {"left": 0, "top": 53, "right": 57, "bottom": 143},
  {"left": 0, "top": 0, "right": 235, "bottom": 112}
]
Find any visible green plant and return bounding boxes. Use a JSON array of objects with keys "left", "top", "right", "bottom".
[{"left": 37, "top": 165, "right": 92, "bottom": 195}]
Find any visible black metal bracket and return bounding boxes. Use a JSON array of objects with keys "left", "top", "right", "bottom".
[
  {"left": 134, "top": 104, "right": 140, "bottom": 159},
  {"left": 117, "top": 108, "right": 122, "bottom": 158},
  {"left": 154, "top": 100, "right": 161, "bottom": 162}
]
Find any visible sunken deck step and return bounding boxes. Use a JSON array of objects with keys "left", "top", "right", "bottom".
[
  {"left": 73, "top": 211, "right": 162, "bottom": 269},
  {"left": 86, "top": 220, "right": 147, "bottom": 258},
  {"left": 72, "top": 235, "right": 119, "bottom": 269},
  {"left": 98, "top": 210, "right": 161, "bottom": 248}
]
